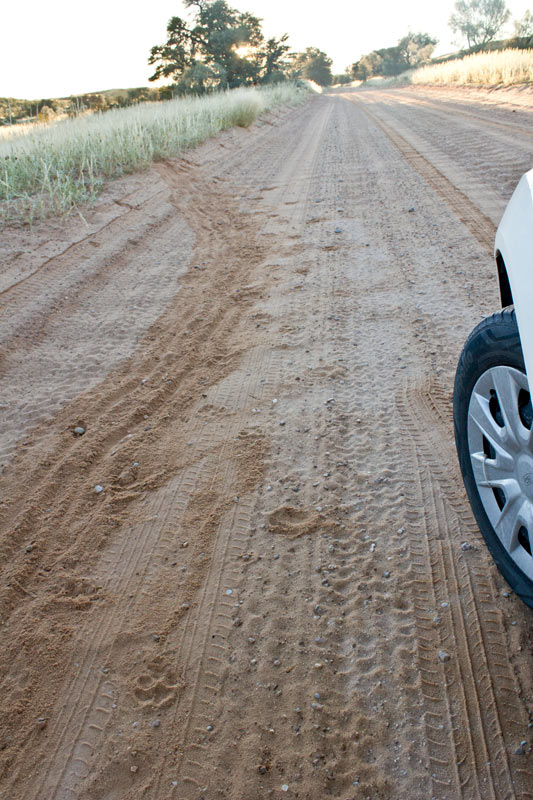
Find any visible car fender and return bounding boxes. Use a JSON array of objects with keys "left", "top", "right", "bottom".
[{"left": 495, "top": 168, "right": 533, "bottom": 384}]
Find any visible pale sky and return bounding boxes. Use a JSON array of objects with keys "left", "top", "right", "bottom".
[{"left": 2, "top": 0, "right": 531, "bottom": 99}]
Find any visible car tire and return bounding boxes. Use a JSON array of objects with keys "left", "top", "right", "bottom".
[{"left": 454, "top": 308, "right": 533, "bottom": 607}]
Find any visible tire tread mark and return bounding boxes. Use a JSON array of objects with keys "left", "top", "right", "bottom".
[{"left": 343, "top": 94, "right": 497, "bottom": 253}]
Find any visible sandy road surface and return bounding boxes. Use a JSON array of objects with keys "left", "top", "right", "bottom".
[{"left": 1, "top": 86, "right": 533, "bottom": 800}]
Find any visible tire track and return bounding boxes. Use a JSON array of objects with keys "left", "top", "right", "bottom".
[
  {"left": 342, "top": 93, "right": 497, "bottom": 253},
  {"left": 397, "top": 372, "right": 533, "bottom": 799},
  {"left": 376, "top": 89, "right": 533, "bottom": 140}
]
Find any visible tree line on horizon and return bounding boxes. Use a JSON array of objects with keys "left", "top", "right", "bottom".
[
  {"left": 3, "top": 0, "right": 533, "bottom": 127},
  {"left": 350, "top": 0, "right": 533, "bottom": 81},
  {"left": 148, "top": 0, "right": 533, "bottom": 89}
]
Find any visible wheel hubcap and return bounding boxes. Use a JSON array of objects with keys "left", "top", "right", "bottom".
[{"left": 468, "top": 365, "right": 533, "bottom": 580}]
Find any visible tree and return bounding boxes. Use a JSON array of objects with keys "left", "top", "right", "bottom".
[
  {"left": 397, "top": 32, "right": 437, "bottom": 67},
  {"left": 291, "top": 48, "right": 333, "bottom": 86},
  {"left": 514, "top": 9, "right": 533, "bottom": 44},
  {"left": 350, "top": 32, "right": 436, "bottom": 81},
  {"left": 449, "top": 0, "right": 510, "bottom": 49},
  {"left": 149, "top": 0, "right": 291, "bottom": 91},
  {"left": 259, "top": 34, "right": 291, "bottom": 83}
]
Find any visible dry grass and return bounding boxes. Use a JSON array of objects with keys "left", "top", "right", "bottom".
[{"left": 410, "top": 48, "right": 533, "bottom": 86}]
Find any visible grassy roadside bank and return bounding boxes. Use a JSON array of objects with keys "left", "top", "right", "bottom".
[
  {"left": 0, "top": 84, "right": 308, "bottom": 224},
  {"left": 363, "top": 48, "right": 533, "bottom": 90}
]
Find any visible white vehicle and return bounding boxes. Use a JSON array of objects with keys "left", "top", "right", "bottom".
[{"left": 454, "top": 168, "right": 533, "bottom": 608}]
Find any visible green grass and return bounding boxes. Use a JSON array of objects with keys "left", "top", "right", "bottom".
[{"left": 0, "top": 84, "right": 307, "bottom": 224}]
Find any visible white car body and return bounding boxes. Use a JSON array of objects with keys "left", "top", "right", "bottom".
[{"left": 495, "top": 168, "right": 533, "bottom": 380}]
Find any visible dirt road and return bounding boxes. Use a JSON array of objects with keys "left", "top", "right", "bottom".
[{"left": 1, "top": 86, "right": 533, "bottom": 800}]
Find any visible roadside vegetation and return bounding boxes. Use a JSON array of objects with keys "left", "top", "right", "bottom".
[
  {"left": 349, "top": 0, "right": 533, "bottom": 88},
  {"left": 409, "top": 47, "right": 533, "bottom": 85},
  {"left": 0, "top": 84, "right": 307, "bottom": 224}
]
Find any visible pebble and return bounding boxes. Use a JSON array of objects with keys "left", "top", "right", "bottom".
[
  {"left": 314, "top": 662, "right": 323, "bottom": 670},
  {"left": 461, "top": 542, "right": 472, "bottom": 551},
  {"left": 312, "top": 702, "right": 323, "bottom": 710},
  {"left": 282, "top": 785, "right": 289, "bottom": 793},
  {"left": 280, "top": 420, "right": 286, "bottom": 426},
  {"left": 383, "top": 571, "right": 391, "bottom": 578},
  {"left": 207, "top": 725, "right": 213, "bottom": 732},
  {"left": 131, "top": 765, "right": 138, "bottom": 773},
  {"left": 94, "top": 485, "right": 104, "bottom": 494},
  {"left": 515, "top": 746, "right": 525, "bottom": 755},
  {"left": 438, "top": 650, "right": 451, "bottom": 663},
  {"left": 25, "top": 544, "right": 34, "bottom": 553},
  {"left": 152, "top": 719, "right": 161, "bottom": 728},
  {"left": 273, "top": 659, "right": 281, "bottom": 666},
  {"left": 73, "top": 426, "right": 85, "bottom": 436},
  {"left": 36, "top": 717, "right": 47, "bottom": 729}
]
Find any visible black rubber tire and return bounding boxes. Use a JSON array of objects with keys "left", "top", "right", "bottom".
[{"left": 454, "top": 308, "right": 533, "bottom": 608}]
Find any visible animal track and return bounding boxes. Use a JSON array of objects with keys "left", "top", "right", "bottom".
[{"left": 134, "top": 662, "right": 181, "bottom": 709}]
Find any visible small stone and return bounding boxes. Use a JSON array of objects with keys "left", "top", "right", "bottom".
[
  {"left": 181, "top": 541, "right": 189, "bottom": 548},
  {"left": 225, "top": 589, "right": 233, "bottom": 595},
  {"left": 515, "top": 746, "right": 525, "bottom": 755},
  {"left": 273, "top": 659, "right": 281, "bottom": 666},
  {"left": 207, "top": 725, "right": 213, "bottom": 732},
  {"left": 248, "top": 637, "right": 256, "bottom": 644},
  {"left": 314, "top": 662, "right": 323, "bottom": 670},
  {"left": 461, "top": 542, "right": 472, "bottom": 551},
  {"left": 282, "top": 786, "right": 289, "bottom": 793},
  {"left": 280, "top": 420, "right": 286, "bottom": 426},
  {"left": 73, "top": 426, "right": 85, "bottom": 436},
  {"left": 383, "top": 571, "right": 391, "bottom": 578},
  {"left": 438, "top": 650, "right": 451, "bottom": 663},
  {"left": 250, "top": 658, "right": 257, "bottom": 665},
  {"left": 314, "top": 693, "right": 321, "bottom": 700},
  {"left": 131, "top": 765, "right": 138, "bottom": 773},
  {"left": 272, "top": 398, "right": 278, "bottom": 404},
  {"left": 94, "top": 485, "right": 104, "bottom": 494},
  {"left": 25, "top": 544, "right": 34, "bottom": 553},
  {"left": 233, "top": 617, "right": 242, "bottom": 627},
  {"left": 152, "top": 719, "right": 161, "bottom": 728},
  {"left": 312, "top": 702, "right": 323, "bottom": 710},
  {"left": 408, "top": 207, "right": 415, "bottom": 213},
  {"left": 233, "top": 495, "right": 239, "bottom": 503},
  {"left": 258, "top": 765, "right": 267, "bottom": 774},
  {"left": 153, "top": 634, "right": 159, "bottom": 641},
  {"left": 36, "top": 717, "right": 47, "bottom": 729}
]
